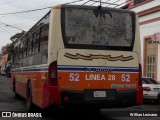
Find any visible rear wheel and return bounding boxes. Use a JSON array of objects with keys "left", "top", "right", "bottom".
[
  {"left": 26, "top": 82, "right": 36, "bottom": 111},
  {"left": 158, "top": 94, "right": 160, "bottom": 104},
  {"left": 13, "top": 80, "right": 20, "bottom": 99}
]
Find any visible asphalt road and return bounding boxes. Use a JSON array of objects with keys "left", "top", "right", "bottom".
[{"left": 0, "top": 75, "right": 160, "bottom": 120}]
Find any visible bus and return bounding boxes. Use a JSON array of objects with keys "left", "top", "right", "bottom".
[{"left": 11, "top": 5, "right": 143, "bottom": 111}]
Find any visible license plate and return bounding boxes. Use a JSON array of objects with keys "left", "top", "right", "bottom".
[
  {"left": 94, "top": 91, "right": 106, "bottom": 97},
  {"left": 153, "top": 88, "right": 160, "bottom": 92}
]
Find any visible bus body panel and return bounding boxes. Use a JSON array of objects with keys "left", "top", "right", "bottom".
[
  {"left": 11, "top": 67, "right": 50, "bottom": 109},
  {"left": 57, "top": 49, "right": 140, "bottom": 106},
  {"left": 57, "top": 49, "right": 139, "bottom": 91}
]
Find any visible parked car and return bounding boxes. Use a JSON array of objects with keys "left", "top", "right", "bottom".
[
  {"left": 142, "top": 77, "right": 160, "bottom": 103},
  {"left": 158, "top": 92, "right": 160, "bottom": 103}
]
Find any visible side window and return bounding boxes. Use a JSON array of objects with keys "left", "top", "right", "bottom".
[
  {"left": 35, "top": 30, "right": 40, "bottom": 54},
  {"left": 40, "top": 23, "right": 49, "bottom": 64},
  {"left": 15, "top": 46, "right": 18, "bottom": 61},
  {"left": 33, "top": 33, "right": 36, "bottom": 55},
  {"left": 14, "top": 46, "right": 18, "bottom": 67},
  {"left": 13, "top": 48, "right": 15, "bottom": 63},
  {"left": 26, "top": 39, "right": 28, "bottom": 57},
  {"left": 21, "top": 41, "right": 24, "bottom": 59},
  {"left": 13, "top": 47, "right": 17, "bottom": 64},
  {"left": 23, "top": 41, "right": 25, "bottom": 58},
  {"left": 19, "top": 44, "right": 21, "bottom": 59},
  {"left": 13, "top": 14, "right": 50, "bottom": 67},
  {"left": 27, "top": 38, "right": 29, "bottom": 57},
  {"left": 17, "top": 44, "right": 20, "bottom": 60},
  {"left": 19, "top": 42, "right": 22, "bottom": 59},
  {"left": 28, "top": 36, "right": 33, "bottom": 56}
]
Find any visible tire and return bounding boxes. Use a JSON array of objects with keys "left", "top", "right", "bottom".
[
  {"left": 26, "top": 82, "right": 36, "bottom": 111},
  {"left": 158, "top": 94, "right": 160, "bottom": 104},
  {"left": 13, "top": 80, "right": 20, "bottom": 99}
]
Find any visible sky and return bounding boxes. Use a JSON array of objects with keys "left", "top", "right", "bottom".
[{"left": 0, "top": 0, "right": 126, "bottom": 52}]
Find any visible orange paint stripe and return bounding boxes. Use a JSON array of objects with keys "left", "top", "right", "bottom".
[{"left": 58, "top": 72, "right": 139, "bottom": 91}]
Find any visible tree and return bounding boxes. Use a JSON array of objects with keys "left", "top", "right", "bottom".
[
  {"left": 8, "top": 31, "right": 26, "bottom": 62},
  {"left": 6, "top": 44, "right": 12, "bottom": 62},
  {"left": 10, "top": 31, "right": 26, "bottom": 43}
]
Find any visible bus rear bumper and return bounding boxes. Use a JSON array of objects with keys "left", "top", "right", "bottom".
[{"left": 61, "top": 90, "right": 138, "bottom": 107}]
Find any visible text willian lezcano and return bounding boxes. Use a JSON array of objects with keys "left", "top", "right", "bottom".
[{"left": 130, "top": 112, "right": 158, "bottom": 117}]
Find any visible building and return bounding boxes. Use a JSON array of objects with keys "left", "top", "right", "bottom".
[
  {"left": 0, "top": 54, "right": 8, "bottom": 74},
  {"left": 127, "top": 0, "right": 160, "bottom": 81},
  {"left": 0, "top": 44, "right": 10, "bottom": 74},
  {"left": 1, "top": 46, "right": 7, "bottom": 55}
]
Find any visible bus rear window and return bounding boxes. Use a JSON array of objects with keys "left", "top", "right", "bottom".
[{"left": 61, "top": 6, "right": 135, "bottom": 51}]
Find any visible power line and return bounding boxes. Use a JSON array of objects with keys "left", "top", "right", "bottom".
[
  {"left": 0, "top": 6, "right": 51, "bottom": 16},
  {"left": 0, "top": 21, "right": 24, "bottom": 31},
  {"left": 106, "top": 0, "right": 121, "bottom": 7},
  {"left": 64, "top": 0, "right": 84, "bottom": 5},
  {"left": 0, "top": 0, "right": 131, "bottom": 34},
  {"left": 0, "top": 0, "right": 19, "bottom": 6},
  {"left": 114, "top": 0, "right": 133, "bottom": 8},
  {"left": 64, "top": 0, "right": 126, "bottom": 7},
  {"left": 82, "top": 0, "right": 90, "bottom": 5},
  {"left": 1, "top": 15, "right": 43, "bottom": 23},
  {"left": 0, "top": 24, "right": 12, "bottom": 34},
  {"left": 0, "top": 0, "right": 129, "bottom": 17},
  {"left": 88, "top": 0, "right": 119, "bottom": 6},
  {"left": 100, "top": 0, "right": 111, "bottom": 6}
]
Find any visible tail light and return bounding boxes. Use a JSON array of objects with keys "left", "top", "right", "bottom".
[
  {"left": 136, "top": 63, "right": 143, "bottom": 105},
  {"left": 143, "top": 87, "right": 151, "bottom": 91},
  {"left": 48, "top": 61, "right": 58, "bottom": 86},
  {"left": 138, "top": 63, "right": 142, "bottom": 86}
]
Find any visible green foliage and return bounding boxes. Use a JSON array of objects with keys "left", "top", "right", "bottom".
[
  {"left": 8, "top": 31, "right": 26, "bottom": 61},
  {"left": 10, "top": 31, "right": 26, "bottom": 42}
]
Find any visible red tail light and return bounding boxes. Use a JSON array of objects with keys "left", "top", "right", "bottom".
[
  {"left": 143, "top": 87, "right": 151, "bottom": 91},
  {"left": 139, "top": 63, "right": 142, "bottom": 86},
  {"left": 136, "top": 63, "right": 143, "bottom": 105},
  {"left": 48, "top": 61, "right": 58, "bottom": 86}
]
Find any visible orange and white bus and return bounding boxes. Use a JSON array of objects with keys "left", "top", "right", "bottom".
[{"left": 11, "top": 5, "right": 143, "bottom": 111}]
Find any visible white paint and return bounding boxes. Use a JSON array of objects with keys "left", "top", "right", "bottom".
[
  {"left": 158, "top": 44, "right": 160, "bottom": 82},
  {"left": 130, "top": 0, "right": 160, "bottom": 81},
  {"left": 85, "top": 74, "right": 106, "bottom": 80},
  {"left": 139, "top": 11, "right": 160, "bottom": 23},
  {"left": 131, "top": 0, "right": 160, "bottom": 13}
]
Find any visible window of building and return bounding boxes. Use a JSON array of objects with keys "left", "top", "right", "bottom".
[
  {"left": 147, "top": 56, "right": 155, "bottom": 79},
  {"left": 144, "top": 38, "right": 157, "bottom": 79}
]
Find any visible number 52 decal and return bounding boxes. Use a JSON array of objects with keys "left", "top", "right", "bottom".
[
  {"left": 69, "top": 73, "right": 80, "bottom": 81},
  {"left": 121, "top": 74, "right": 130, "bottom": 82}
]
